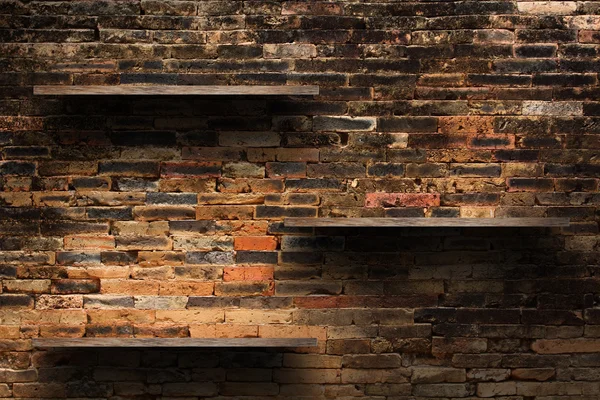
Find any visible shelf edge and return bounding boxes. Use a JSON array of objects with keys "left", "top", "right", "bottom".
[
  {"left": 32, "top": 337, "right": 318, "bottom": 348},
  {"left": 284, "top": 217, "right": 571, "bottom": 228},
  {"left": 33, "top": 85, "right": 320, "bottom": 96}
]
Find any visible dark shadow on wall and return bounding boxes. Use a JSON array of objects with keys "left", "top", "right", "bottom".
[
  {"left": 23, "top": 227, "right": 583, "bottom": 400},
  {"left": 29, "top": 347, "right": 298, "bottom": 398},
  {"left": 8, "top": 95, "right": 595, "bottom": 399},
  {"left": 38, "top": 95, "right": 347, "bottom": 149}
]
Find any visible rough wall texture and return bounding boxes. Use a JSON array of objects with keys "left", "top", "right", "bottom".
[{"left": 2, "top": 0, "right": 600, "bottom": 399}]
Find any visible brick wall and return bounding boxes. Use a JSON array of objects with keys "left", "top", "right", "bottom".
[{"left": 1, "top": 0, "right": 600, "bottom": 398}]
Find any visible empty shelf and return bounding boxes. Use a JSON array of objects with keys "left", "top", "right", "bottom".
[
  {"left": 33, "top": 338, "right": 318, "bottom": 348},
  {"left": 284, "top": 217, "right": 570, "bottom": 228},
  {"left": 33, "top": 338, "right": 317, "bottom": 348},
  {"left": 33, "top": 85, "right": 319, "bottom": 96}
]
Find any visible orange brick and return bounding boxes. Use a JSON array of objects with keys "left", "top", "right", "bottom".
[
  {"left": 259, "top": 325, "right": 327, "bottom": 353},
  {"left": 138, "top": 251, "right": 185, "bottom": 267},
  {"left": 215, "top": 324, "right": 258, "bottom": 338},
  {"left": 156, "top": 310, "right": 224, "bottom": 324},
  {"left": 20, "top": 325, "right": 39, "bottom": 338},
  {"left": 196, "top": 205, "right": 255, "bottom": 220},
  {"left": 100, "top": 279, "right": 159, "bottom": 295},
  {"left": 0, "top": 325, "right": 21, "bottom": 339},
  {"left": 532, "top": 339, "right": 600, "bottom": 354},
  {"left": 460, "top": 206, "right": 495, "bottom": 218},
  {"left": 69, "top": 266, "right": 129, "bottom": 279},
  {"left": 226, "top": 310, "right": 292, "bottom": 324},
  {"left": 234, "top": 236, "right": 277, "bottom": 251},
  {"left": 259, "top": 325, "right": 327, "bottom": 341},
  {"left": 294, "top": 297, "right": 339, "bottom": 309},
  {"left": 21, "top": 310, "right": 86, "bottom": 325},
  {"left": 223, "top": 267, "right": 274, "bottom": 282},
  {"left": 87, "top": 310, "right": 156, "bottom": 324},
  {"left": 438, "top": 116, "right": 494, "bottom": 134},
  {"left": 189, "top": 324, "right": 217, "bottom": 338},
  {"left": 216, "top": 220, "right": 269, "bottom": 235},
  {"left": 159, "top": 281, "right": 214, "bottom": 296},
  {"left": 64, "top": 235, "right": 115, "bottom": 250}
]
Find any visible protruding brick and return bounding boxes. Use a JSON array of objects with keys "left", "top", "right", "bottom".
[{"left": 264, "top": 44, "right": 317, "bottom": 58}]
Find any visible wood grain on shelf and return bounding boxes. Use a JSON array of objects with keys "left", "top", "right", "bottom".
[
  {"left": 284, "top": 217, "right": 570, "bottom": 228},
  {"left": 33, "top": 85, "right": 319, "bottom": 96},
  {"left": 33, "top": 338, "right": 318, "bottom": 348}
]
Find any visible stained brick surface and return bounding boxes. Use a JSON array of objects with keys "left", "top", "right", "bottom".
[{"left": 1, "top": 0, "right": 600, "bottom": 398}]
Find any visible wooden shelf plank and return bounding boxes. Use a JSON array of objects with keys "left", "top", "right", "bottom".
[
  {"left": 33, "top": 85, "right": 319, "bottom": 96},
  {"left": 284, "top": 217, "right": 570, "bottom": 228},
  {"left": 33, "top": 338, "right": 318, "bottom": 348}
]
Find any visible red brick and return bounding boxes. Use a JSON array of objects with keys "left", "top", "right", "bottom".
[
  {"left": 223, "top": 267, "right": 274, "bottom": 282},
  {"left": 234, "top": 236, "right": 277, "bottom": 251},
  {"left": 438, "top": 116, "right": 494, "bottom": 134}
]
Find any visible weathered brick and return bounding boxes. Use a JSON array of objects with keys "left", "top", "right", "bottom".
[
  {"left": 532, "top": 339, "right": 600, "bottom": 354},
  {"left": 264, "top": 43, "right": 317, "bottom": 58},
  {"left": 523, "top": 101, "right": 583, "bottom": 116},
  {"left": 413, "top": 383, "right": 474, "bottom": 397},
  {"left": 223, "top": 266, "right": 273, "bottom": 281},
  {"left": 365, "top": 193, "right": 440, "bottom": 208},
  {"left": 0, "top": 0, "right": 598, "bottom": 394},
  {"left": 133, "top": 206, "right": 196, "bottom": 221},
  {"left": 517, "top": 1, "right": 577, "bottom": 14},
  {"left": 378, "top": 117, "right": 437, "bottom": 132},
  {"left": 411, "top": 367, "right": 467, "bottom": 383},
  {"left": 313, "top": 116, "right": 376, "bottom": 132},
  {"left": 160, "top": 162, "right": 221, "bottom": 177},
  {"left": 265, "top": 162, "right": 306, "bottom": 178}
]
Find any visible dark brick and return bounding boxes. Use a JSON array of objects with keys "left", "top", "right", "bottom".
[
  {"left": 99, "top": 161, "right": 160, "bottom": 177},
  {"left": 367, "top": 163, "right": 405, "bottom": 177},
  {"left": 235, "top": 251, "right": 278, "bottom": 264},
  {"left": 0, "top": 161, "right": 36, "bottom": 176},
  {"left": 507, "top": 178, "right": 554, "bottom": 192},
  {"left": 265, "top": 162, "right": 306, "bottom": 178},
  {"left": 515, "top": 44, "right": 557, "bottom": 58},
  {"left": 51, "top": 279, "right": 100, "bottom": 294},
  {"left": 0, "top": 294, "right": 33, "bottom": 308},
  {"left": 255, "top": 206, "right": 317, "bottom": 218},
  {"left": 378, "top": 117, "right": 438, "bottom": 133}
]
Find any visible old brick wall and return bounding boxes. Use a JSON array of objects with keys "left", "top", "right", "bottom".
[{"left": 1, "top": 0, "right": 600, "bottom": 398}]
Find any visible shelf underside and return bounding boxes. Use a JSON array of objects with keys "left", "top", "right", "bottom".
[
  {"left": 33, "top": 338, "right": 318, "bottom": 348},
  {"left": 284, "top": 218, "right": 570, "bottom": 228},
  {"left": 33, "top": 85, "right": 319, "bottom": 96}
]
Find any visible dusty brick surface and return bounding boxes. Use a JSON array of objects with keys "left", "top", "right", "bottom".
[{"left": 0, "top": 0, "right": 598, "bottom": 398}]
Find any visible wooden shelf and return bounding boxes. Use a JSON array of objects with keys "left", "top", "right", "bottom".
[
  {"left": 33, "top": 85, "right": 319, "bottom": 96},
  {"left": 33, "top": 338, "right": 317, "bottom": 348},
  {"left": 284, "top": 217, "right": 570, "bottom": 228}
]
